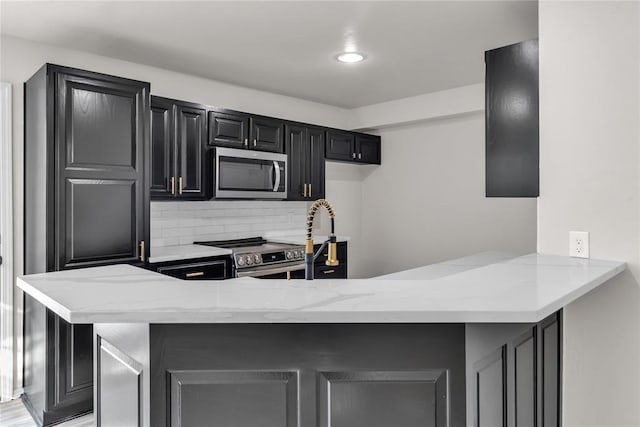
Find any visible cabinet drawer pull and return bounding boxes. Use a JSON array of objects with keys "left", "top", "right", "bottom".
[
  {"left": 358, "top": 153, "right": 362, "bottom": 160},
  {"left": 323, "top": 269, "right": 335, "bottom": 274},
  {"left": 170, "top": 177, "right": 175, "bottom": 195},
  {"left": 253, "top": 139, "right": 257, "bottom": 147},
  {"left": 179, "top": 176, "right": 183, "bottom": 195},
  {"left": 244, "top": 138, "right": 248, "bottom": 147},
  {"left": 352, "top": 153, "right": 356, "bottom": 159},
  {"left": 185, "top": 271, "right": 204, "bottom": 278},
  {"left": 139, "top": 240, "right": 145, "bottom": 262},
  {"left": 308, "top": 183, "right": 312, "bottom": 197},
  {"left": 303, "top": 184, "right": 308, "bottom": 197},
  {"left": 286, "top": 271, "right": 291, "bottom": 280}
]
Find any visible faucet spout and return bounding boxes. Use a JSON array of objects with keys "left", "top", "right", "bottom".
[{"left": 305, "top": 199, "right": 338, "bottom": 280}]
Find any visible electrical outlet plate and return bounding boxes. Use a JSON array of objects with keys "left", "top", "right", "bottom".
[{"left": 569, "top": 231, "right": 590, "bottom": 258}]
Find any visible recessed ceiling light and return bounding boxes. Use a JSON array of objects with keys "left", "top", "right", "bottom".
[{"left": 336, "top": 52, "right": 365, "bottom": 63}]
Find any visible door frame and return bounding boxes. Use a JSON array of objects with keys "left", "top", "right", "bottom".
[{"left": 0, "top": 82, "right": 14, "bottom": 401}]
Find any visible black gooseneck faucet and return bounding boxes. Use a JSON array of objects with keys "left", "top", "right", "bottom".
[{"left": 304, "top": 199, "right": 338, "bottom": 280}]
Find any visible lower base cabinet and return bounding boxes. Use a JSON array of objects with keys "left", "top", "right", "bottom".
[
  {"left": 23, "top": 295, "right": 93, "bottom": 427},
  {"left": 96, "top": 323, "right": 466, "bottom": 427},
  {"left": 469, "top": 311, "right": 562, "bottom": 427}
]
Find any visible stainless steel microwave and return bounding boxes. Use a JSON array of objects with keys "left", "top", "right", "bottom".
[{"left": 213, "top": 147, "right": 287, "bottom": 199}]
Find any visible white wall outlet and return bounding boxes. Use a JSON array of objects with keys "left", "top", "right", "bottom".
[{"left": 569, "top": 231, "right": 590, "bottom": 258}]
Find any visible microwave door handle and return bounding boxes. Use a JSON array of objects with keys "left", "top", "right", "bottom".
[{"left": 273, "top": 161, "right": 281, "bottom": 192}]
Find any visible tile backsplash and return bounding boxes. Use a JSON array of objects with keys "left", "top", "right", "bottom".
[{"left": 150, "top": 201, "right": 311, "bottom": 248}]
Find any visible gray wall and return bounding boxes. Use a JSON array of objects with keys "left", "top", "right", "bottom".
[
  {"left": 358, "top": 114, "right": 537, "bottom": 277},
  {"left": 538, "top": 1, "right": 640, "bottom": 425}
]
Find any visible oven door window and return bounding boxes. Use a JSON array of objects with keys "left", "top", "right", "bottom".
[{"left": 218, "top": 156, "right": 285, "bottom": 192}]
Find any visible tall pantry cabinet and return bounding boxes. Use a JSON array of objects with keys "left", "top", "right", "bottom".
[{"left": 23, "top": 64, "right": 150, "bottom": 426}]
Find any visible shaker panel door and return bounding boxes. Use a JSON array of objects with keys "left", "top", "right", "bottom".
[
  {"left": 176, "top": 104, "right": 207, "bottom": 199},
  {"left": 150, "top": 98, "right": 174, "bottom": 199}
]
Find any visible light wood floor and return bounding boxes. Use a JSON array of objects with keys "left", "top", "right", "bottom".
[{"left": 0, "top": 399, "right": 93, "bottom": 427}]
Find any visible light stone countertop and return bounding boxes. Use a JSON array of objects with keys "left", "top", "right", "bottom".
[
  {"left": 148, "top": 244, "right": 232, "bottom": 263},
  {"left": 17, "top": 253, "right": 625, "bottom": 325},
  {"left": 263, "top": 230, "right": 350, "bottom": 245}
]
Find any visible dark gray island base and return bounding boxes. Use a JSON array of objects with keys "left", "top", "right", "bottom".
[{"left": 95, "top": 314, "right": 560, "bottom": 427}]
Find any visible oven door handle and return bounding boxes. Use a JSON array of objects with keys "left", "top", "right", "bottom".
[
  {"left": 272, "top": 161, "right": 281, "bottom": 192},
  {"left": 236, "top": 263, "right": 304, "bottom": 278}
]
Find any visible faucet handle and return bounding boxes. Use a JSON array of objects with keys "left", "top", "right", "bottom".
[{"left": 326, "top": 241, "right": 339, "bottom": 267}]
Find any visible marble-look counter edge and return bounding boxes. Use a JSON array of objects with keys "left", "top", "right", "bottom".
[{"left": 17, "top": 254, "right": 626, "bottom": 325}]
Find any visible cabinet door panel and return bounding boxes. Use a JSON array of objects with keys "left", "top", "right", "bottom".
[
  {"left": 63, "top": 178, "right": 139, "bottom": 268},
  {"left": 308, "top": 127, "right": 326, "bottom": 199},
  {"left": 251, "top": 117, "right": 284, "bottom": 153},
  {"left": 318, "top": 370, "right": 447, "bottom": 427},
  {"left": 168, "top": 370, "right": 298, "bottom": 427},
  {"left": 55, "top": 71, "right": 147, "bottom": 269},
  {"left": 513, "top": 328, "right": 536, "bottom": 427},
  {"left": 474, "top": 346, "right": 506, "bottom": 427},
  {"left": 326, "top": 130, "right": 355, "bottom": 162},
  {"left": 176, "top": 104, "right": 207, "bottom": 199},
  {"left": 485, "top": 40, "right": 539, "bottom": 197},
  {"left": 150, "top": 98, "right": 174, "bottom": 198},
  {"left": 285, "top": 124, "right": 306, "bottom": 200},
  {"left": 65, "top": 84, "right": 135, "bottom": 170},
  {"left": 539, "top": 313, "right": 561, "bottom": 427},
  {"left": 357, "top": 134, "right": 381, "bottom": 164},
  {"left": 97, "top": 337, "right": 142, "bottom": 426},
  {"left": 208, "top": 111, "right": 248, "bottom": 149},
  {"left": 49, "top": 312, "right": 93, "bottom": 413}
]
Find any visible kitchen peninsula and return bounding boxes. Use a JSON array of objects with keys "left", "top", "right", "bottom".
[{"left": 18, "top": 252, "right": 624, "bottom": 427}]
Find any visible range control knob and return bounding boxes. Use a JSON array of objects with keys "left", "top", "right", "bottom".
[
  {"left": 253, "top": 254, "right": 261, "bottom": 264},
  {"left": 296, "top": 250, "right": 304, "bottom": 259},
  {"left": 286, "top": 251, "right": 294, "bottom": 260},
  {"left": 236, "top": 256, "right": 246, "bottom": 266},
  {"left": 245, "top": 255, "right": 254, "bottom": 265}
]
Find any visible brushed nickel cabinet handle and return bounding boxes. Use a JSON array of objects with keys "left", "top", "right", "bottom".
[
  {"left": 185, "top": 271, "right": 204, "bottom": 278},
  {"left": 170, "top": 177, "right": 175, "bottom": 195},
  {"left": 358, "top": 153, "right": 362, "bottom": 160},
  {"left": 244, "top": 138, "right": 248, "bottom": 147},
  {"left": 286, "top": 271, "right": 291, "bottom": 280},
  {"left": 253, "top": 139, "right": 257, "bottom": 147},
  {"left": 139, "top": 240, "right": 145, "bottom": 262},
  {"left": 352, "top": 153, "right": 356, "bottom": 159},
  {"left": 323, "top": 269, "right": 335, "bottom": 274},
  {"left": 179, "top": 177, "right": 183, "bottom": 195},
  {"left": 308, "top": 183, "right": 312, "bottom": 198},
  {"left": 303, "top": 184, "right": 308, "bottom": 197}
]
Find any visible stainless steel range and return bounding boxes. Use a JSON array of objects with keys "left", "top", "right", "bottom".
[{"left": 194, "top": 237, "right": 305, "bottom": 278}]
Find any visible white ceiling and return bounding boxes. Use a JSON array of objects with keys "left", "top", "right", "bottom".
[{"left": 0, "top": 1, "right": 538, "bottom": 108}]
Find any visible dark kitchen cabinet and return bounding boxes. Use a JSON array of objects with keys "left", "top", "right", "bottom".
[
  {"left": 485, "top": 39, "right": 539, "bottom": 197},
  {"left": 356, "top": 134, "right": 382, "bottom": 164},
  {"left": 208, "top": 110, "right": 284, "bottom": 153},
  {"left": 286, "top": 124, "right": 325, "bottom": 200},
  {"left": 24, "top": 64, "right": 150, "bottom": 425},
  {"left": 325, "top": 130, "right": 355, "bottom": 162},
  {"left": 314, "top": 241, "right": 348, "bottom": 279},
  {"left": 208, "top": 110, "right": 249, "bottom": 149},
  {"left": 148, "top": 255, "right": 232, "bottom": 280},
  {"left": 150, "top": 96, "right": 208, "bottom": 200},
  {"left": 471, "top": 311, "right": 561, "bottom": 427},
  {"left": 326, "top": 130, "right": 381, "bottom": 165},
  {"left": 251, "top": 116, "right": 284, "bottom": 152},
  {"left": 148, "top": 323, "right": 465, "bottom": 427}
]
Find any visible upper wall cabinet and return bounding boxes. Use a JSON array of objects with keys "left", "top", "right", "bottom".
[
  {"left": 151, "top": 96, "right": 208, "bottom": 200},
  {"left": 286, "top": 124, "right": 325, "bottom": 201},
  {"left": 208, "top": 110, "right": 284, "bottom": 153},
  {"left": 326, "top": 130, "right": 381, "bottom": 165},
  {"left": 485, "top": 39, "right": 539, "bottom": 197}
]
